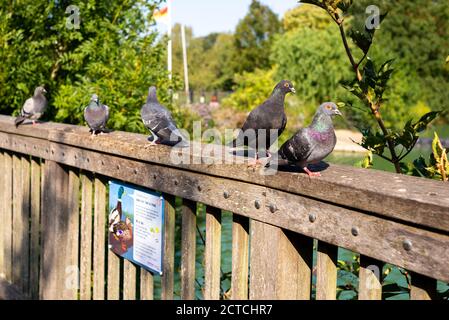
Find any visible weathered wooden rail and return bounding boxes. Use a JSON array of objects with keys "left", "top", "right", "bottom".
[{"left": 0, "top": 114, "right": 448, "bottom": 300}]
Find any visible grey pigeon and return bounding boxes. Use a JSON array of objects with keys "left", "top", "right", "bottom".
[
  {"left": 141, "top": 86, "right": 188, "bottom": 147},
  {"left": 275, "top": 102, "right": 341, "bottom": 177},
  {"left": 84, "top": 94, "right": 110, "bottom": 135},
  {"left": 15, "top": 86, "right": 48, "bottom": 127},
  {"left": 231, "top": 80, "right": 295, "bottom": 163}
]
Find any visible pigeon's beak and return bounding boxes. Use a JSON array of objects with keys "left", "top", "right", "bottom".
[
  {"left": 334, "top": 109, "right": 342, "bottom": 116},
  {"left": 43, "top": 89, "right": 47, "bottom": 94},
  {"left": 290, "top": 87, "right": 296, "bottom": 94}
]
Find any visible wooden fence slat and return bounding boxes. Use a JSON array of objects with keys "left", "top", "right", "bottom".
[
  {"left": 123, "top": 261, "right": 137, "bottom": 300},
  {"left": 93, "top": 176, "right": 106, "bottom": 300},
  {"left": 140, "top": 268, "right": 154, "bottom": 300},
  {"left": 161, "top": 194, "right": 176, "bottom": 300},
  {"left": 39, "top": 160, "right": 69, "bottom": 299},
  {"left": 62, "top": 168, "right": 80, "bottom": 300},
  {"left": 107, "top": 251, "right": 120, "bottom": 300},
  {"left": 20, "top": 156, "right": 31, "bottom": 295},
  {"left": 410, "top": 272, "right": 437, "bottom": 300},
  {"left": 29, "top": 158, "right": 41, "bottom": 299},
  {"left": 12, "top": 154, "right": 23, "bottom": 287},
  {"left": 181, "top": 199, "right": 197, "bottom": 300},
  {"left": 316, "top": 241, "right": 338, "bottom": 300},
  {"left": 80, "top": 173, "right": 93, "bottom": 300},
  {"left": 2, "top": 151, "right": 12, "bottom": 282},
  {"left": 0, "top": 152, "right": 5, "bottom": 279},
  {"left": 204, "top": 206, "right": 222, "bottom": 300},
  {"left": 358, "top": 256, "right": 383, "bottom": 300},
  {"left": 231, "top": 214, "right": 249, "bottom": 300},
  {"left": 249, "top": 221, "right": 313, "bottom": 300}
]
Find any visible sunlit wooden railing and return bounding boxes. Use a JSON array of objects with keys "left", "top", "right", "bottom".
[{"left": 0, "top": 115, "right": 448, "bottom": 300}]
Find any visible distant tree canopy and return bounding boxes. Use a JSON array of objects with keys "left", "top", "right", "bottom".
[
  {"left": 172, "top": 24, "right": 235, "bottom": 92},
  {"left": 0, "top": 0, "right": 193, "bottom": 133},
  {"left": 232, "top": 0, "right": 282, "bottom": 74}
]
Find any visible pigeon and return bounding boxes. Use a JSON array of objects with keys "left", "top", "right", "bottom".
[
  {"left": 275, "top": 102, "right": 341, "bottom": 177},
  {"left": 230, "top": 80, "right": 295, "bottom": 163},
  {"left": 15, "top": 86, "right": 48, "bottom": 127},
  {"left": 84, "top": 94, "right": 110, "bottom": 135},
  {"left": 141, "top": 86, "right": 189, "bottom": 147}
]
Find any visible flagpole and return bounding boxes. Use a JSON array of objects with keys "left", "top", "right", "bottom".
[
  {"left": 181, "top": 24, "right": 190, "bottom": 105},
  {"left": 167, "top": 0, "right": 173, "bottom": 81}
]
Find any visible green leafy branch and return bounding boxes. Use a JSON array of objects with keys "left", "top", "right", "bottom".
[{"left": 300, "top": 0, "right": 439, "bottom": 173}]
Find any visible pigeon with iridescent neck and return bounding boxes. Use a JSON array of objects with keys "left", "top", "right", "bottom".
[{"left": 276, "top": 102, "right": 341, "bottom": 177}]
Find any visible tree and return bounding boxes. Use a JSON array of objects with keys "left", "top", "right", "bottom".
[
  {"left": 283, "top": 4, "right": 332, "bottom": 31},
  {"left": 233, "top": 0, "right": 282, "bottom": 73},
  {"left": 0, "top": 0, "right": 191, "bottom": 134},
  {"left": 172, "top": 24, "right": 235, "bottom": 92}
]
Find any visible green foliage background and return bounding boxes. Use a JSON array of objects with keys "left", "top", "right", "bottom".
[{"left": 0, "top": 0, "right": 201, "bottom": 134}]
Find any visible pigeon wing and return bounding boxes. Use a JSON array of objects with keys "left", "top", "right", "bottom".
[{"left": 279, "top": 129, "right": 313, "bottom": 164}]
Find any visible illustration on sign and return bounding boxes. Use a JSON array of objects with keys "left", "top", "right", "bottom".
[{"left": 108, "top": 180, "right": 164, "bottom": 275}]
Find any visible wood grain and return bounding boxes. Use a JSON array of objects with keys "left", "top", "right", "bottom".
[
  {"left": 249, "top": 221, "right": 313, "bottom": 300},
  {"left": 410, "top": 272, "right": 437, "bottom": 300},
  {"left": 358, "top": 256, "right": 383, "bottom": 300},
  {"left": 29, "top": 158, "right": 41, "bottom": 299},
  {"left": 1, "top": 151, "right": 13, "bottom": 282},
  {"left": 0, "top": 152, "right": 5, "bottom": 278},
  {"left": 93, "top": 176, "right": 106, "bottom": 300},
  {"left": 181, "top": 199, "right": 197, "bottom": 300},
  {"left": 204, "top": 206, "right": 221, "bottom": 300},
  {"left": 161, "top": 194, "right": 176, "bottom": 300},
  {"left": 140, "top": 268, "right": 154, "bottom": 300},
  {"left": 123, "top": 261, "right": 136, "bottom": 300},
  {"left": 316, "top": 241, "right": 338, "bottom": 300},
  {"left": 231, "top": 214, "right": 249, "bottom": 300},
  {"left": 79, "top": 172, "right": 93, "bottom": 300}
]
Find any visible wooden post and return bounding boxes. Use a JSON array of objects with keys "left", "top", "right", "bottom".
[
  {"left": 93, "top": 176, "right": 106, "bottom": 300},
  {"left": 316, "top": 241, "right": 338, "bottom": 300},
  {"left": 39, "top": 160, "right": 69, "bottom": 299},
  {"left": 107, "top": 252, "right": 120, "bottom": 300},
  {"left": 2, "top": 151, "right": 13, "bottom": 282},
  {"left": 249, "top": 221, "right": 313, "bottom": 300},
  {"left": 80, "top": 172, "right": 93, "bottom": 300},
  {"left": 123, "top": 261, "right": 137, "bottom": 300},
  {"left": 0, "top": 152, "right": 5, "bottom": 279},
  {"left": 12, "top": 154, "right": 23, "bottom": 288},
  {"left": 410, "top": 272, "right": 437, "bottom": 300},
  {"left": 231, "top": 214, "right": 249, "bottom": 300},
  {"left": 358, "top": 256, "right": 383, "bottom": 300},
  {"left": 29, "top": 158, "right": 41, "bottom": 299},
  {"left": 140, "top": 268, "right": 154, "bottom": 300},
  {"left": 204, "top": 206, "right": 221, "bottom": 300},
  {"left": 62, "top": 168, "right": 80, "bottom": 300},
  {"left": 181, "top": 199, "right": 197, "bottom": 300},
  {"left": 161, "top": 194, "right": 176, "bottom": 300}
]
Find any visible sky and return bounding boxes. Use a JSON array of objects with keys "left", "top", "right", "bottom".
[{"left": 157, "top": 0, "right": 297, "bottom": 37}]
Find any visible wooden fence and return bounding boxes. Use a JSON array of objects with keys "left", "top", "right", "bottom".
[{"left": 0, "top": 115, "right": 448, "bottom": 300}]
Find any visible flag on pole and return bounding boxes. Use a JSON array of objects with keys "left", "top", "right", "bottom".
[{"left": 154, "top": 6, "right": 169, "bottom": 26}]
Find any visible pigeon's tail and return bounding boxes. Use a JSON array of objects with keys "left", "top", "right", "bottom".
[{"left": 15, "top": 116, "right": 26, "bottom": 127}]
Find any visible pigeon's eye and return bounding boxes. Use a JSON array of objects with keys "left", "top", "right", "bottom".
[
  {"left": 284, "top": 83, "right": 289, "bottom": 88},
  {"left": 325, "top": 105, "right": 332, "bottom": 110}
]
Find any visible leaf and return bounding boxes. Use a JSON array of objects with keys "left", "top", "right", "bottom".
[
  {"left": 413, "top": 111, "right": 440, "bottom": 132},
  {"left": 348, "top": 29, "right": 372, "bottom": 54}
]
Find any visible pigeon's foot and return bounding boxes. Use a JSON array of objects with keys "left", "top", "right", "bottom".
[{"left": 304, "top": 167, "right": 321, "bottom": 177}]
